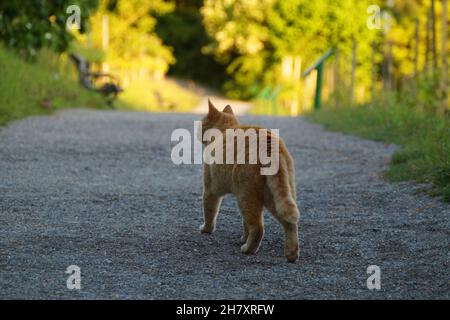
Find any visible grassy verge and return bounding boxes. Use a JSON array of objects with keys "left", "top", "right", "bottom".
[
  {"left": 116, "top": 78, "right": 199, "bottom": 113},
  {"left": 0, "top": 45, "right": 107, "bottom": 126},
  {"left": 306, "top": 101, "right": 450, "bottom": 201},
  {"left": 250, "top": 100, "right": 292, "bottom": 116},
  {"left": 0, "top": 45, "right": 200, "bottom": 127}
]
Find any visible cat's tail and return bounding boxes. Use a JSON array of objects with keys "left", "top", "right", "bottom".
[{"left": 265, "top": 153, "right": 299, "bottom": 224}]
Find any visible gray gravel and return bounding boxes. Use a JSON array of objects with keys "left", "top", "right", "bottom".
[{"left": 0, "top": 109, "right": 448, "bottom": 299}]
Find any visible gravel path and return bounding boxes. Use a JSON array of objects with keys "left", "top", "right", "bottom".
[{"left": 0, "top": 109, "right": 448, "bottom": 299}]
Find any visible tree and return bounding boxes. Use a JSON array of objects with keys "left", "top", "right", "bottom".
[
  {"left": 440, "top": 0, "right": 448, "bottom": 113},
  {"left": 0, "top": 0, "right": 98, "bottom": 59},
  {"left": 201, "top": 0, "right": 275, "bottom": 98},
  {"left": 76, "top": 0, "right": 175, "bottom": 80},
  {"left": 201, "top": 0, "right": 377, "bottom": 100},
  {"left": 155, "top": 0, "right": 227, "bottom": 88}
]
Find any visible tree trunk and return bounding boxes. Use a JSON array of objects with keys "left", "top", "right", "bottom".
[
  {"left": 440, "top": 0, "right": 448, "bottom": 114},
  {"left": 371, "top": 42, "right": 376, "bottom": 104},
  {"left": 424, "top": 10, "right": 431, "bottom": 75},
  {"left": 334, "top": 49, "right": 340, "bottom": 109},
  {"left": 388, "top": 42, "right": 394, "bottom": 90},
  {"left": 431, "top": 0, "right": 438, "bottom": 72},
  {"left": 351, "top": 38, "right": 358, "bottom": 103},
  {"left": 414, "top": 18, "right": 420, "bottom": 78},
  {"left": 382, "top": 36, "right": 387, "bottom": 90},
  {"left": 102, "top": 14, "right": 109, "bottom": 74}
]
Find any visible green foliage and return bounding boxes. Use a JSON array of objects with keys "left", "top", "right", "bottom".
[
  {"left": 386, "top": 0, "right": 447, "bottom": 79},
  {"left": 200, "top": 0, "right": 379, "bottom": 99},
  {"left": 84, "top": 0, "right": 174, "bottom": 77},
  {"left": 307, "top": 91, "right": 450, "bottom": 201},
  {"left": 201, "top": 0, "right": 275, "bottom": 98},
  {"left": 414, "top": 74, "right": 442, "bottom": 112},
  {"left": 0, "top": 45, "right": 106, "bottom": 126},
  {"left": 0, "top": 0, "right": 98, "bottom": 59},
  {"left": 155, "top": 4, "right": 227, "bottom": 89}
]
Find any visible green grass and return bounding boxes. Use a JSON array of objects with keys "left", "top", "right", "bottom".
[
  {"left": 0, "top": 45, "right": 108, "bottom": 126},
  {"left": 0, "top": 45, "right": 200, "bottom": 127},
  {"left": 307, "top": 101, "right": 450, "bottom": 201},
  {"left": 116, "top": 78, "right": 199, "bottom": 113},
  {"left": 250, "top": 100, "right": 293, "bottom": 116}
]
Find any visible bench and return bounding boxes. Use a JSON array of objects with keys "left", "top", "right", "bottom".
[{"left": 69, "top": 53, "right": 123, "bottom": 106}]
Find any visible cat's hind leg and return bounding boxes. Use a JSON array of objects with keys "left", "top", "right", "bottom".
[
  {"left": 240, "top": 218, "right": 249, "bottom": 244},
  {"left": 264, "top": 189, "right": 299, "bottom": 263},
  {"left": 269, "top": 206, "right": 299, "bottom": 262},
  {"left": 200, "top": 192, "right": 222, "bottom": 234},
  {"left": 278, "top": 216, "right": 299, "bottom": 263},
  {"left": 237, "top": 194, "right": 264, "bottom": 255}
]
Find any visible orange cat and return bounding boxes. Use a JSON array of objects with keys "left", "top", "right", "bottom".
[{"left": 199, "top": 99, "right": 300, "bottom": 262}]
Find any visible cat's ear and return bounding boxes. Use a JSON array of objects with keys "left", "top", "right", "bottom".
[
  {"left": 208, "top": 98, "right": 220, "bottom": 118},
  {"left": 222, "top": 105, "right": 234, "bottom": 115}
]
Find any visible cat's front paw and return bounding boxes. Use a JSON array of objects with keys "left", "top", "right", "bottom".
[
  {"left": 199, "top": 224, "right": 214, "bottom": 234},
  {"left": 240, "top": 243, "right": 257, "bottom": 255},
  {"left": 285, "top": 244, "right": 299, "bottom": 263}
]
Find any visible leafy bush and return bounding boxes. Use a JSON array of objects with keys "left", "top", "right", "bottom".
[{"left": 0, "top": 0, "right": 98, "bottom": 59}]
